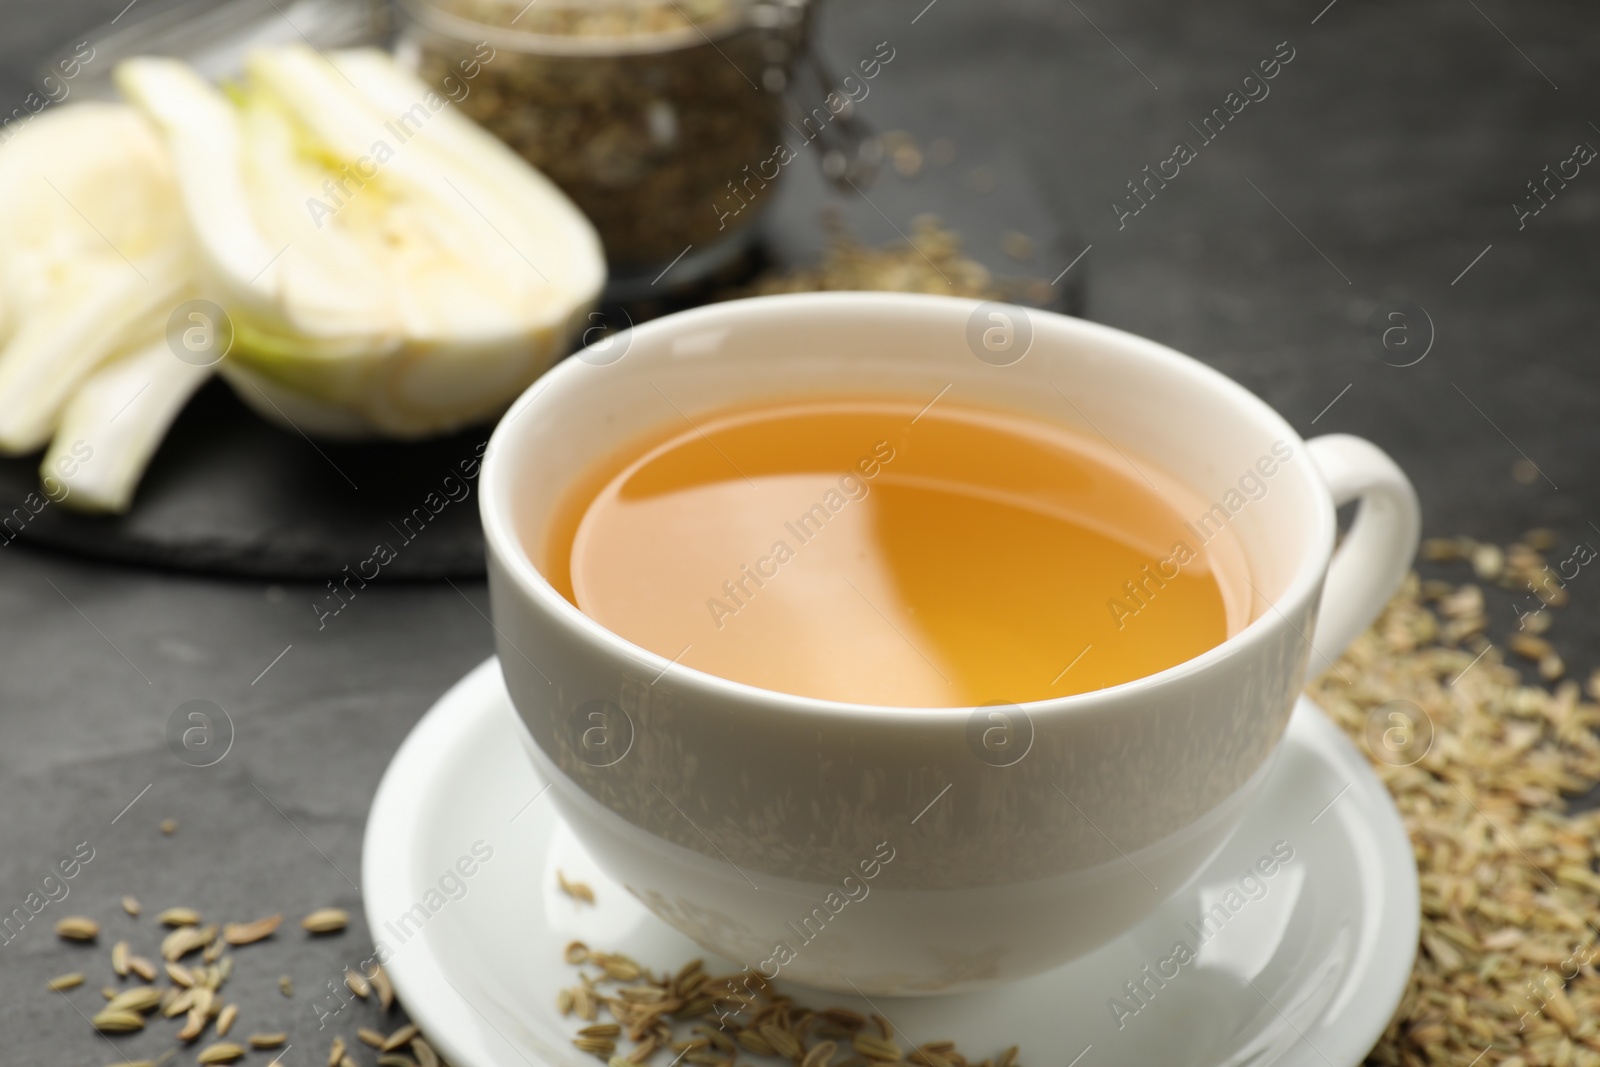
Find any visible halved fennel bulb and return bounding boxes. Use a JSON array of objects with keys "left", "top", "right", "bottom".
[{"left": 117, "top": 47, "right": 606, "bottom": 439}]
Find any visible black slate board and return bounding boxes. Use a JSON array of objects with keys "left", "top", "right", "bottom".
[
  {"left": 0, "top": 132, "right": 1077, "bottom": 580},
  {"left": 0, "top": 379, "right": 493, "bottom": 579}
]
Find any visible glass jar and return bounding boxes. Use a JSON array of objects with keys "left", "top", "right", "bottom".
[{"left": 396, "top": 0, "right": 862, "bottom": 297}]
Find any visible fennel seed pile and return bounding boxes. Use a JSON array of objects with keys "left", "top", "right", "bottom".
[
  {"left": 48, "top": 901, "right": 450, "bottom": 1067},
  {"left": 557, "top": 941, "right": 1019, "bottom": 1067},
  {"left": 1310, "top": 532, "right": 1600, "bottom": 1067},
  {"left": 738, "top": 214, "right": 1054, "bottom": 308}
]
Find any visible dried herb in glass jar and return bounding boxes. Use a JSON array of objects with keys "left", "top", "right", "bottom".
[{"left": 401, "top": 0, "right": 799, "bottom": 289}]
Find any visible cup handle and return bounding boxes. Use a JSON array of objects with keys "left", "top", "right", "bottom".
[{"left": 1304, "top": 434, "right": 1422, "bottom": 661}]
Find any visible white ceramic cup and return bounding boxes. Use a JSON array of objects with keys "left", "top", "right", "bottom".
[{"left": 480, "top": 293, "right": 1419, "bottom": 996}]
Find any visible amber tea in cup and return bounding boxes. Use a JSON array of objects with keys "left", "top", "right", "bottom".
[{"left": 542, "top": 396, "right": 1254, "bottom": 706}]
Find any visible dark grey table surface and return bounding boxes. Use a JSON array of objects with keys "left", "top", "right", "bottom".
[{"left": 3, "top": 0, "right": 1597, "bottom": 1062}]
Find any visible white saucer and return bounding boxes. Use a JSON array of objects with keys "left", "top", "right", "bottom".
[{"left": 363, "top": 659, "right": 1417, "bottom": 1067}]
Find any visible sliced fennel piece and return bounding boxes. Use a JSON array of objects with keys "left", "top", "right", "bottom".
[
  {"left": 111, "top": 59, "right": 283, "bottom": 325},
  {"left": 45, "top": 330, "right": 215, "bottom": 514},
  {"left": 0, "top": 259, "right": 185, "bottom": 453},
  {"left": 0, "top": 103, "right": 190, "bottom": 453},
  {"left": 118, "top": 47, "right": 606, "bottom": 439}
]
